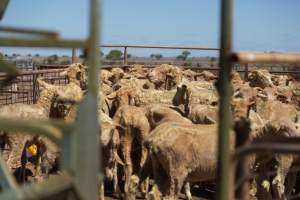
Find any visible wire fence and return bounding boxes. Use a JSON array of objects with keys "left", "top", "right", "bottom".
[{"left": 0, "top": 68, "right": 67, "bottom": 105}]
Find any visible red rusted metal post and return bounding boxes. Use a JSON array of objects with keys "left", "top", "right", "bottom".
[
  {"left": 124, "top": 46, "right": 128, "bottom": 65},
  {"left": 71, "top": 48, "right": 76, "bottom": 63}
]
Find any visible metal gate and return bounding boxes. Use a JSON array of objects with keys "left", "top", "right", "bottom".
[
  {"left": 216, "top": 0, "right": 300, "bottom": 200},
  {"left": 0, "top": 0, "right": 100, "bottom": 199}
]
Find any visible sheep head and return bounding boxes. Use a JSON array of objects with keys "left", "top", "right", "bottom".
[
  {"left": 60, "top": 63, "right": 87, "bottom": 90},
  {"left": 248, "top": 70, "right": 274, "bottom": 89}
]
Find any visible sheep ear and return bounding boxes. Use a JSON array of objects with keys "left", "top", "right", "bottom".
[
  {"left": 60, "top": 70, "right": 68, "bottom": 76},
  {"left": 114, "top": 152, "right": 125, "bottom": 166},
  {"left": 37, "top": 79, "right": 52, "bottom": 90},
  {"left": 107, "top": 92, "right": 116, "bottom": 100}
]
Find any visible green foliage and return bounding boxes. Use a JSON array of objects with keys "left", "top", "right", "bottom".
[
  {"left": 183, "top": 60, "right": 192, "bottom": 67},
  {"left": 210, "top": 57, "right": 216, "bottom": 62},
  {"left": 150, "top": 54, "right": 163, "bottom": 60},
  {"left": 176, "top": 51, "right": 191, "bottom": 61},
  {"left": 100, "top": 51, "right": 104, "bottom": 57},
  {"left": 47, "top": 54, "right": 59, "bottom": 64},
  {"left": 176, "top": 55, "right": 186, "bottom": 61},
  {"left": 182, "top": 50, "right": 191, "bottom": 58},
  {"left": 106, "top": 49, "right": 123, "bottom": 60}
]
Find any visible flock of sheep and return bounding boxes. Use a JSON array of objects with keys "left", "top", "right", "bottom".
[{"left": 1, "top": 63, "right": 300, "bottom": 200}]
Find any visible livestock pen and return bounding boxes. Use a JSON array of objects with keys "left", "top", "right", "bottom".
[{"left": 1, "top": 0, "right": 300, "bottom": 200}]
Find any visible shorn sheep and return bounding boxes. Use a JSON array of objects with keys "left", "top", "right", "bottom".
[{"left": 0, "top": 79, "right": 60, "bottom": 182}]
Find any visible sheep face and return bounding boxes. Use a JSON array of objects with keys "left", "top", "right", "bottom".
[
  {"left": 248, "top": 70, "right": 274, "bottom": 89},
  {"left": 231, "top": 86, "right": 256, "bottom": 121},
  {"left": 61, "top": 63, "right": 87, "bottom": 89}
]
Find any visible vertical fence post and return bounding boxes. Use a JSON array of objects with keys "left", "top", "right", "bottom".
[
  {"left": 124, "top": 46, "right": 128, "bottom": 65},
  {"left": 244, "top": 63, "right": 249, "bottom": 81},
  {"left": 32, "top": 64, "right": 37, "bottom": 103},
  {"left": 72, "top": 48, "right": 76, "bottom": 63},
  {"left": 234, "top": 119, "right": 251, "bottom": 200},
  {"left": 216, "top": 0, "right": 234, "bottom": 199}
]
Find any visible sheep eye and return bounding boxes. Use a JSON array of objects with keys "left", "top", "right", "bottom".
[{"left": 76, "top": 72, "right": 82, "bottom": 80}]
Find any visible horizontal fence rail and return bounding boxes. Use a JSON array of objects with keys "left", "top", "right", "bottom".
[{"left": 101, "top": 44, "right": 220, "bottom": 50}]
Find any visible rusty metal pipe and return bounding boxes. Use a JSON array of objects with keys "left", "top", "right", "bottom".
[
  {"left": 216, "top": 0, "right": 234, "bottom": 199},
  {"left": 232, "top": 52, "right": 300, "bottom": 64},
  {"left": 101, "top": 44, "right": 220, "bottom": 51}
]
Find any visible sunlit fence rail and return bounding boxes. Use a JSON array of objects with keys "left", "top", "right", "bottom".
[{"left": 1, "top": 49, "right": 300, "bottom": 106}]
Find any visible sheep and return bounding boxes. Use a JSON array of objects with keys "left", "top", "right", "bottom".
[
  {"left": 107, "top": 86, "right": 178, "bottom": 117},
  {"left": 250, "top": 120, "right": 300, "bottom": 200},
  {"left": 110, "top": 67, "right": 125, "bottom": 85},
  {"left": 248, "top": 70, "right": 274, "bottom": 89},
  {"left": 147, "top": 64, "right": 183, "bottom": 90},
  {"left": 49, "top": 63, "right": 87, "bottom": 118},
  {"left": 128, "top": 64, "right": 149, "bottom": 79},
  {"left": 173, "top": 81, "right": 218, "bottom": 124},
  {"left": 249, "top": 99, "right": 300, "bottom": 199},
  {"left": 186, "top": 104, "right": 218, "bottom": 124},
  {"left": 182, "top": 69, "right": 197, "bottom": 81},
  {"left": 63, "top": 102, "right": 124, "bottom": 200},
  {"left": 112, "top": 76, "right": 155, "bottom": 92},
  {"left": 59, "top": 63, "right": 87, "bottom": 91},
  {"left": 99, "top": 118, "right": 124, "bottom": 200},
  {"left": 99, "top": 69, "right": 113, "bottom": 86},
  {"left": 144, "top": 123, "right": 233, "bottom": 200},
  {"left": 113, "top": 104, "right": 192, "bottom": 199},
  {"left": 195, "top": 70, "right": 217, "bottom": 82},
  {"left": 113, "top": 105, "right": 150, "bottom": 198},
  {"left": 0, "top": 79, "right": 59, "bottom": 180},
  {"left": 271, "top": 74, "right": 292, "bottom": 87}
]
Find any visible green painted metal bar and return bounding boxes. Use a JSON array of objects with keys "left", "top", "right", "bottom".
[
  {"left": 0, "top": 38, "right": 86, "bottom": 48},
  {"left": 0, "top": 26, "right": 59, "bottom": 39},
  {"left": 0, "top": 0, "right": 9, "bottom": 20},
  {"left": 64, "top": 0, "right": 100, "bottom": 199},
  {"left": 216, "top": 0, "right": 233, "bottom": 199},
  {"left": 0, "top": 118, "right": 64, "bottom": 145},
  {"left": 0, "top": 60, "right": 19, "bottom": 87},
  {"left": 0, "top": 174, "right": 75, "bottom": 200},
  {"left": 0, "top": 155, "right": 18, "bottom": 190}
]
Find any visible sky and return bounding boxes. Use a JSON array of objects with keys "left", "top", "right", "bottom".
[{"left": 1, "top": 0, "right": 300, "bottom": 57}]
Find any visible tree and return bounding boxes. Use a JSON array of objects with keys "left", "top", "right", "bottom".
[
  {"left": 35, "top": 54, "right": 40, "bottom": 57},
  {"left": 182, "top": 50, "right": 191, "bottom": 58},
  {"left": 210, "top": 57, "right": 217, "bottom": 67},
  {"left": 100, "top": 51, "right": 104, "bottom": 57},
  {"left": 154, "top": 54, "right": 163, "bottom": 60},
  {"left": 49, "top": 54, "right": 58, "bottom": 61},
  {"left": 150, "top": 54, "right": 163, "bottom": 60},
  {"left": 176, "top": 55, "right": 186, "bottom": 61},
  {"left": 106, "top": 49, "right": 122, "bottom": 60},
  {"left": 176, "top": 51, "right": 191, "bottom": 61},
  {"left": 47, "top": 54, "right": 59, "bottom": 64}
]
